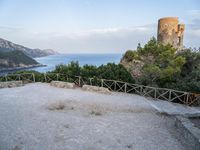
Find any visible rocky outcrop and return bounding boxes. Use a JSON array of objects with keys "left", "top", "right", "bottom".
[
  {"left": 120, "top": 50, "right": 157, "bottom": 78},
  {"left": 120, "top": 58, "right": 144, "bottom": 77},
  {"left": 82, "top": 85, "right": 111, "bottom": 94},
  {"left": 0, "top": 81, "right": 23, "bottom": 88},
  {"left": 50, "top": 81, "right": 75, "bottom": 89}
]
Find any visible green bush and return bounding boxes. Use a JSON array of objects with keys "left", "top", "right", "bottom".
[
  {"left": 53, "top": 61, "right": 81, "bottom": 76},
  {"left": 123, "top": 38, "right": 200, "bottom": 93},
  {"left": 137, "top": 38, "right": 185, "bottom": 87},
  {"left": 123, "top": 50, "right": 140, "bottom": 61},
  {"left": 53, "top": 62, "right": 135, "bottom": 83}
]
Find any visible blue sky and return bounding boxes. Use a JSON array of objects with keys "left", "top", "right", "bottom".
[{"left": 0, "top": 0, "right": 200, "bottom": 53}]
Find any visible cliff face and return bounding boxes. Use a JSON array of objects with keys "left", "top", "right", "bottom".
[
  {"left": 120, "top": 58, "right": 144, "bottom": 77},
  {"left": 0, "top": 38, "right": 58, "bottom": 58},
  {"left": 120, "top": 54, "right": 157, "bottom": 78}
]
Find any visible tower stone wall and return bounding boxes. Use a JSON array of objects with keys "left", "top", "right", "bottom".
[{"left": 157, "top": 17, "right": 185, "bottom": 50}]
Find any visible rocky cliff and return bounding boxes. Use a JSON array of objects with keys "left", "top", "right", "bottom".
[{"left": 120, "top": 57, "right": 144, "bottom": 78}]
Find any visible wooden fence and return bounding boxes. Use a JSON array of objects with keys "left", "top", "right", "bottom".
[{"left": 0, "top": 73, "right": 199, "bottom": 106}]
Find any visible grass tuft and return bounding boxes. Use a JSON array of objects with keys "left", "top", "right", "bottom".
[
  {"left": 90, "top": 110, "right": 102, "bottom": 116},
  {"left": 47, "top": 101, "right": 65, "bottom": 111}
]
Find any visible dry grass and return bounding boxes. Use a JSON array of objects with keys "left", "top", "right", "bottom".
[
  {"left": 126, "top": 144, "right": 133, "bottom": 149},
  {"left": 46, "top": 100, "right": 153, "bottom": 116},
  {"left": 88, "top": 103, "right": 105, "bottom": 116},
  {"left": 63, "top": 124, "right": 70, "bottom": 128},
  {"left": 90, "top": 110, "right": 102, "bottom": 116},
  {"left": 47, "top": 101, "right": 65, "bottom": 111}
]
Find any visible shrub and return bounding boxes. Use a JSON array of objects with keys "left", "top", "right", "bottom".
[
  {"left": 123, "top": 50, "right": 140, "bottom": 61},
  {"left": 53, "top": 62, "right": 135, "bottom": 83}
]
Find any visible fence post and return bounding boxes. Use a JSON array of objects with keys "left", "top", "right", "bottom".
[
  {"left": 89, "top": 78, "right": 92, "bottom": 85},
  {"left": 114, "top": 81, "right": 116, "bottom": 91},
  {"left": 66, "top": 75, "right": 69, "bottom": 81},
  {"left": 140, "top": 85, "right": 143, "bottom": 95},
  {"left": 32, "top": 73, "right": 35, "bottom": 82},
  {"left": 154, "top": 88, "right": 157, "bottom": 99},
  {"left": 125, "top": 83, "right": 127, "bottom": 93},
  {"left": 169, "top": 90, "right": 172, "bottom": 101},
  {"left": 44, "top": 73, "right": 47, "bottom": 82},
  {"left": 56, "top": 74, "right": 59, "bottom": 81},
  {"left": 5, "top": 75, "right": 8, "bottom": 82},
  {"left": 101, "top": 79, "right": 103, "bottom": 87},
  {"left": 186, "top": 93, "right": 189, "bottom": 105},
  {"left": 78, "top": 76, "right": 81, "bottom": 87},
  {"left": 18, "top": 74, "right": 21, "bottom": 81}
]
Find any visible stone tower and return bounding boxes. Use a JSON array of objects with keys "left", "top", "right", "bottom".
[{"left": 157, "top": 17, "right": 185, "bottom": 50}]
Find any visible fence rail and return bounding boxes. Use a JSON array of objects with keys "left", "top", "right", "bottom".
[{"left": 0, "top": 73, "right": 199, "bottom": 106}]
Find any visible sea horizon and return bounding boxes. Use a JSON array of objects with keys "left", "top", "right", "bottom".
[{"left": 31, "top": 53, "right": 123, "bottom": 73}]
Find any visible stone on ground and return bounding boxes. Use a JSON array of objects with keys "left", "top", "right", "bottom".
[
  {"left": 50, "top": 81, "right": 75, "bottom": 89},
  {"left": 82, "top": 84, "right": 111, "bottom": 94}
]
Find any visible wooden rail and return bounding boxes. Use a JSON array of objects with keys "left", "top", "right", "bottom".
[{"left": 0, "top": 73, "right": 199, "bottom": 106}]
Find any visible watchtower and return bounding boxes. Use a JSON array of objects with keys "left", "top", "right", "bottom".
[{"left": 157, "top": 17, "right": 185, "bottom": 50}]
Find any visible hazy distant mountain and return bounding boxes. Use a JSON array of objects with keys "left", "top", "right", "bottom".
[
  {"left": 0, "top": 50, "right": 41, "bottom": 70},
  {"left": 0, "top": 38, "right": 58, "bottom": 58},
  {"left": 43, "top": 49, "right": 59, "bottom": 55}
]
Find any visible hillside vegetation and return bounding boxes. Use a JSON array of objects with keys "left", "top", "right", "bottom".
[
  {"left": 0, "top": 50, "right": 39, "bottom": 69},
  {"left": 15, "top": 62, "right": 135, "bottom": 84},
  {"left": 121, "top": 37, "right": 200, "bottom": 93},
  {"left": 12, "top": 38, "right": 200, "bottom": 93},
  {"left": 52, "top": 62, "right": 135, "bottom": 83}
]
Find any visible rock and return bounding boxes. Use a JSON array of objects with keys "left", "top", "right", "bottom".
[
  {"left": 82, "top": 85, "right": 111, "bottom": 94},
  {"left": 120, "top": 58, "right": 144, "bottom": 77},
  {"left": 50, "top": 81, "right": 75, "bottom": 89},
  {"left": 0, "top": 81, "right": 23, "bottom": 88}
]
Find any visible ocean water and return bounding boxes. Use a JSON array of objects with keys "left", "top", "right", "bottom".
[{"left": 31, "top": 53, "right": 122, "bottom": 72}]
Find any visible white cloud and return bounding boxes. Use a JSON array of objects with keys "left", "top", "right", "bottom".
[
  {"left": 41, "top": 25, "right": 156, "bottom": 53},
  {"left": 0, "top": 22, "right": 199, "bottom": 53},
  {"left": 187, "top": 10, "right": 200, "bottom": 21},
  {"left": 185, "top": 20, "right": 200, "bottom": 48},
  {"left": 188, "top": 10, "right": 200, "bottom": 16}
]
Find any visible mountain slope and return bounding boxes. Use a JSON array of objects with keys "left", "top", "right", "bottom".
[
  {"left": 0, "top": 38, "right": 58, "bottom": 58},
  {"left": 0, "top": 50, "right": 40, "bottom": 69}
]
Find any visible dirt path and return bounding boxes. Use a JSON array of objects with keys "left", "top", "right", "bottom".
[{"left": 0, "top": 83, "right": 193, "bottom": 150}]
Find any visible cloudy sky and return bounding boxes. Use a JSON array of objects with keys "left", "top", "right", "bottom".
[{"left": 0, "top": 0, "right": 200, "bottom": 53}]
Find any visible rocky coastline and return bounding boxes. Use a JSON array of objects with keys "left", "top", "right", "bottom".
[{"left": 0, "top": 64, "right": 46, "bottom": 75}]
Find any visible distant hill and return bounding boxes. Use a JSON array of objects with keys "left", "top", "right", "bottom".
[
  {"left": 0, "top": 38, "right": 58, "bottom": 58},
  {"left": 0, "top": 50, "right": 41, "bottom": 69},
  {"left": 43, "top": 49, "right": 59, "bottom": 55}
]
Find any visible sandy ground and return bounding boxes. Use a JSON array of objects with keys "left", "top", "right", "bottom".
[{"left": 0, "top": 83, "right": 199, "bottom": 150}]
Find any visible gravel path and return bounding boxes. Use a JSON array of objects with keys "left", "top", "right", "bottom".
[{"left": 0, "top": 83, "right": 192, "bottom": 150}]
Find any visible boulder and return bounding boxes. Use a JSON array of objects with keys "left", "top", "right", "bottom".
[
  {"left": 0, "top": 81, "right": 23, "bottom": 88},
  {"left": 82, "top": 85, "right": 111, "bottom": 94},
  {"left": 50, "top": 81, "right": 75, "bottom": 89}
]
